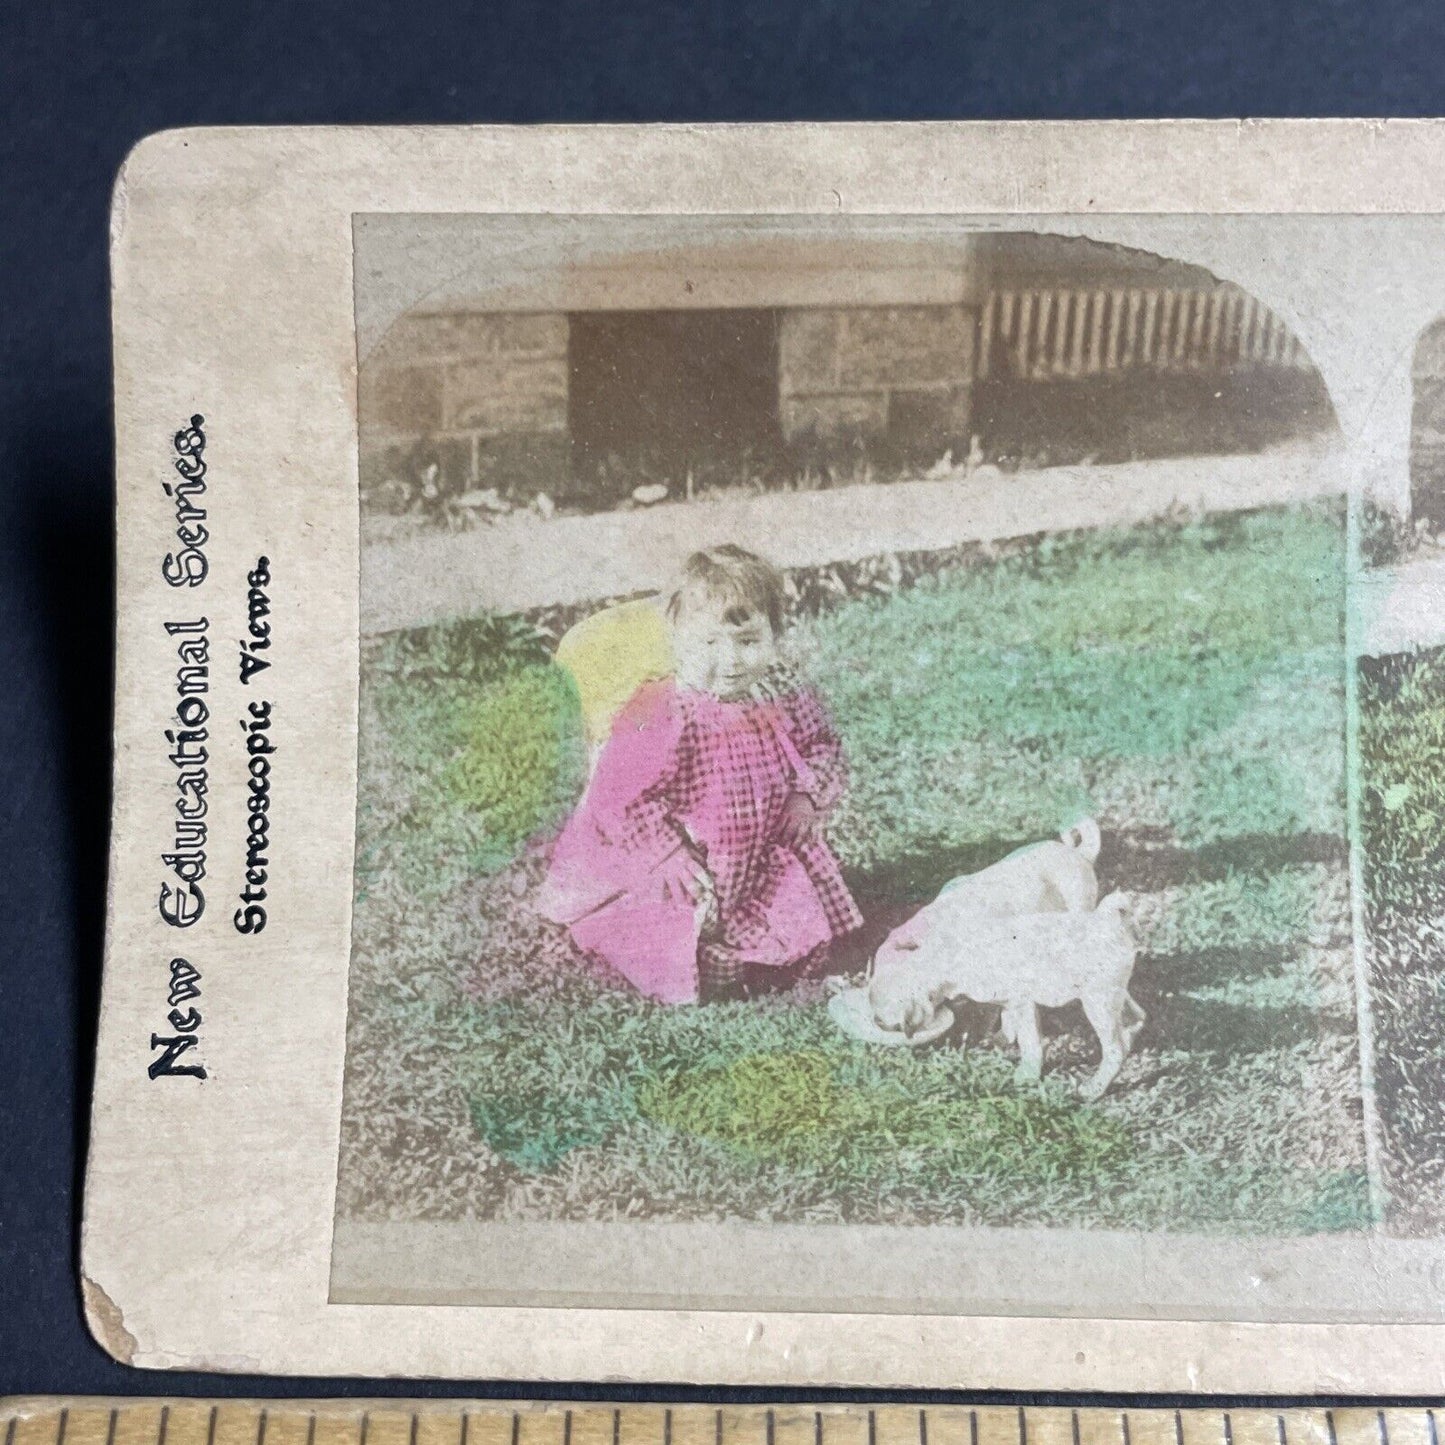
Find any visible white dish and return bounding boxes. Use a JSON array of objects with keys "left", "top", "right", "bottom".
[{"left": 825, "top": 984, "right": 956, "bottom": 1047}]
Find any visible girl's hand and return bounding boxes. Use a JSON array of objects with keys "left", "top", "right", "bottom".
[
  {"left": 655, "top": 848, "right": 712, "bottom": 906},
  {"left": 778, "top": 791, "right": 822, "bottom": 849}
]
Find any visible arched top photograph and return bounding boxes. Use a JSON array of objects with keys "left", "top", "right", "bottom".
[{"left": 331, "top": 209, "right": 1442, "bottom": 1327}]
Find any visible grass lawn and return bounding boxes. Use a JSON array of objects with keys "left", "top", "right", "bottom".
[
  {"left": 1359, "top": 645, "right": 1445, "bottom": 1233},
  {"left": 339, "top": 500, "right": 1372, "bottom": 1232}
]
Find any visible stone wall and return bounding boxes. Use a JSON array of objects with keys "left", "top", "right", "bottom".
[
  {"left": 360, "top": 301, "right": 984, "bottom": 509},
  {"left": 359, "top": 310, "right": 570, "bottom": 502},
  {"left": 777, "top": 304, "right": 976, "bottom": 462},
  {"left": 1411, "top": 318, "right": 1445, "bottom": 530}
]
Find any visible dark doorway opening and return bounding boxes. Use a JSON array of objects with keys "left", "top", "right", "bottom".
[{"left": 568, "top": 309, "right": 782, "bottom": 507}]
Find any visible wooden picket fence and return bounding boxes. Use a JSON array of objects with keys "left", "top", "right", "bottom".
[{"left": 977, "top": 285, "right": 1312, "bottom": 381}]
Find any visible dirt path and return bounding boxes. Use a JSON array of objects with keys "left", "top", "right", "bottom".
[
  {"left": 362, "top": 448, "right": 1343, "bottom": 633},
  {"left": 1357, "top": 553, "right": 1445, "bottom": 654}
]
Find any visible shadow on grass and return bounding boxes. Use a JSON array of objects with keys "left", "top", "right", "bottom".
[
  {"left": 837, "top": 831, "right": 1345, "bottom": 976},
  {"left": 1129, "top": 985, "right": 1337, "bottom": 1060},
  {"left": 1139, "top": 943, "right": 1298, "bottom": 994},
  {"left": 962, "top": 973, "right": 1324, "bottom": 1066},
  {"left": 831, "top": 904, "right": 1328, "bottom": 1069},
  {"left": 845, "top": 832, "right": 1345, "bottom": 929},
  {"left": 844, "top": 837, "right": 1039, "bottom": 917},
  {"left": 1098, "top": 831, "right": 1345, "bottom": 893}
]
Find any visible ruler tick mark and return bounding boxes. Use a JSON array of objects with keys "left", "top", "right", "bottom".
[{"left": 18, "top": 1402, "right": 1433, "bottom": 1445}]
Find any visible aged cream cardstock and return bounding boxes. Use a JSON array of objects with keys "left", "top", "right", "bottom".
[{"left": 84, "top": 121, "right": 1445, "bottom": 1390}]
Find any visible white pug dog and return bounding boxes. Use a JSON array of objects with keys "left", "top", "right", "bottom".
[
  {"left": 923, "top": 817, "right": 1103, "bottom": 917},
  {"left": 861, "top": 820, "right": 1103, "bottom": 987},
  {"left": 868, "top": 875, "right": 1145, "bottom": 1099}
]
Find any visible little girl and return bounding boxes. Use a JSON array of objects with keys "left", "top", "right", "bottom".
[{"left": 538, "top": 545, "right": 862, "bottom": 1004}]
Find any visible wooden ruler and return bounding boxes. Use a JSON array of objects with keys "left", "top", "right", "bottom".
[{"left": 0, "top": 1401, "right": 1440, "bottom": 1445}]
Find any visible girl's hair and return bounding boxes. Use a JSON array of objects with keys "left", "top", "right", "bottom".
[{"left": 666, "top": 544, "right": 786, "bottom": 635}]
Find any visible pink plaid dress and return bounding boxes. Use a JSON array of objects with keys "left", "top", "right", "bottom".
[{"left": 538, "top": 672, "right": 862, "bottom": 1003}]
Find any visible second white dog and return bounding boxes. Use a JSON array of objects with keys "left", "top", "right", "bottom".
[{"left": 868, "top": 892, "right": 1144, "bottom": 1099}]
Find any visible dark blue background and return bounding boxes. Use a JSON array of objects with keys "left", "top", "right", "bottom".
[{"left": 2, "top": 0, "right": 1442, "bottom": 1404}]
